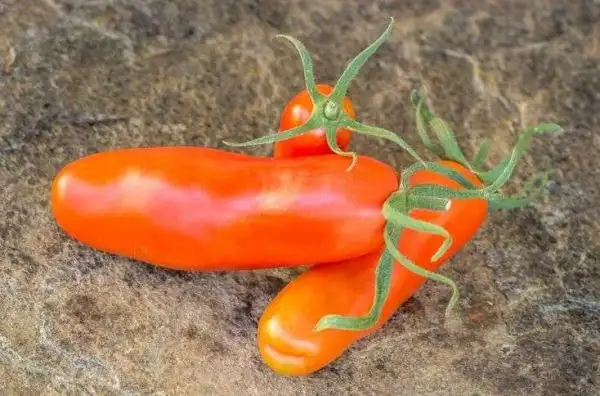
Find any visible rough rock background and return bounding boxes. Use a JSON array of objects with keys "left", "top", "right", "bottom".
[{"left": 1, "top": 0, "right": 599, "bottom": 394}]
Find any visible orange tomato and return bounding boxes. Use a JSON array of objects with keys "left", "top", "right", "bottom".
[
  {"left": 257, "top": 160, "right": 488, "bottom": 375},
  {"left": 274, "top": 84, "right": 355, "bottom": 158},
  {"left": 51, "top": 147, "right": 398, "bottom": 271}
]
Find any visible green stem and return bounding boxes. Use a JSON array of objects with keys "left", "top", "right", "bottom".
[{"left": 323, "top": 101, "right": 341, "bottom": 120}]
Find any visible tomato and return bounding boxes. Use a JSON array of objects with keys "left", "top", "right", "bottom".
[
  {"left": 257, "top": 160, "right": 487, "bottom": 376},
  {"left": 51, "top": 147, "right": 398, "bottom": 271},
  {"left": 274, "top": 84, "right": 355, "bottom": 158}
]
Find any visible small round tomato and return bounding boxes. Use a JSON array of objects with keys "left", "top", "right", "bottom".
[{"left": 274, "top": 84, "right": 355, "bottom": 158}]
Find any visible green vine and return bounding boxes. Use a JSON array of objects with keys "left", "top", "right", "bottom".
[
  {"left": 315, "top": 91, "right": 562, "bottom": 332},
  {"left": 223, "top": 18, "right": 425, "bottom": 170}
]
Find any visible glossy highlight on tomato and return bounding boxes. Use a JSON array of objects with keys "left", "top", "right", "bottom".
[
  {"left": 274, "top": 84, "right": 355, "bottom": 158},
  {"left": 258, "top": 161, "right": 487, "bottom": 376},
  {"left": 51, "top": 147, "right": 398, "bottom": 271}
]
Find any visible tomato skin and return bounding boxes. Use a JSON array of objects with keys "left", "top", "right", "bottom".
[
  {"left": 257, "top": 160, "right": 488, "bottom": 376},
  {"left": 274, "top": 84, "right": 355, "bottom": 158},
  {"left": 51, "top": 147, "right": 398, "bottom": 271}
]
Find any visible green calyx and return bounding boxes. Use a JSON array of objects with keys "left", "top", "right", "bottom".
[
  {"left": 223, "top": 18, "right": 425, "bottom": 170},
  {"left": 409, "top": 90, "right": 563, "bottom": 191},
  {"left": 315, "top": 91, "right": 563, "bottom": 332}
]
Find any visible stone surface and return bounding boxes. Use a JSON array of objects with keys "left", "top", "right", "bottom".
[{"left": 2, "top": 0, "right": 600, "bottom": 394}]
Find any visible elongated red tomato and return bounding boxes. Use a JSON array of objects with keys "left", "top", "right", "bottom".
[
  {"left": 257, "top": 160, "right": 487, "bottom": 375},
  {"left": 274, "top": 84, "right": 355, "bottom": 158},
  {"left": 51, "top": 147, "right": 398, "bottom": 271}
]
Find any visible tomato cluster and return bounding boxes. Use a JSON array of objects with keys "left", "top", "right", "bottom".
[{"left": 50, "top": 19, "right": 561, "bottom": 376}]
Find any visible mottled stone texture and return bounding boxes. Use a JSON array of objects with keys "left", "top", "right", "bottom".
[{"left": 1, "top": 0, "right": 599, "bottom": 394}]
